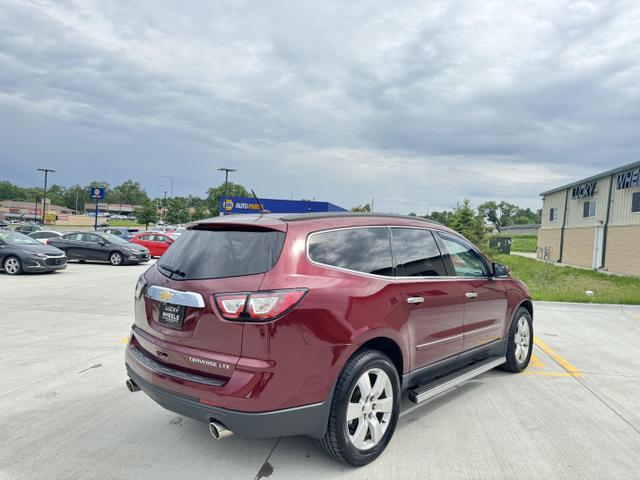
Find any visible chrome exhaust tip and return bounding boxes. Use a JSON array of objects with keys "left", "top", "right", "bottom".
[
  {"left": 126, "top": 378, "right": 140, "bottom": 392},
  {"left": 209, "top": 421, "right": 233, "bottom": 440}
]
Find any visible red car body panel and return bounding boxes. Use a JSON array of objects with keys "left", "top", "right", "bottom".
[
  {"left": 125, "top": 214, "right": 532, "bottom": 437},
  {"left": 130, "top": 233, "right": 175, "bottom": 257}
]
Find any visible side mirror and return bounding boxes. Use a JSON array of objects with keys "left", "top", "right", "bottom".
[
  {"left": 492, "top": 262, "right": 510, "bottom": 278},
  {"left": 98, "top": 241, "right": 107, "bottom": 246}
]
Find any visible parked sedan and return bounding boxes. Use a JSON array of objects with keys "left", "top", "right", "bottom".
[
  {"left": 129, "top": 232, "right": 175, "bottom": 257},
  {"left": 0, "top": 230, "right": 67, "bottom": 275},
  {"left": 48, "top": 232, "right": 150, "bottom": 265},
  {"left": 15, "top": 224, "right": 41, "bottom": 234},
  {"left": 28, "top": 230, "right": 63, "bottom": 244}
]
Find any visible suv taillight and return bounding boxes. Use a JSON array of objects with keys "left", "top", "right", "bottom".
[{"left": 214, "top": 288, "right": 308, "bottom": 322}]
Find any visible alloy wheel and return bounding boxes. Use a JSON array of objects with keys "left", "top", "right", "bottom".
[
  {"left": 346, "top": 368, "right": 394, "bottom": 451},
  {"left": 110, "top": 253, "right": 122, "bottom": 265},
  {"left": 4, "top": 257, "right": 20, "bottom": 275},
  {"left": 514, "top": 316, "right": 530, "bottom": 364}
]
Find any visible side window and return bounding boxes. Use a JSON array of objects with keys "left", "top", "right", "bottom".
[
  {"left": 632, "top": 192, "right": 640, "bottom": 213},
  {"left": 85, "top": 234, "right": 102, "bottom": 243},
  {"left": 583, "top": 200, "right": 596, "bottom": 218},
  {"left": 391, "top": 228, "right": 447, "bottom": 277},
  {"left": 140, "top": 234, "right": 153, "bottom": 241},
  {"left": 438, "top": 233, "right": 488, "bottom": 277},
  {"left": 308, "top": 227, "right": 393, "bottom": 276},
  {"left": 549, "top": 208, "right": 558, "bottom": 222},
  {"left": 64, "top": 233, "right": 83, "bottom": 241}
]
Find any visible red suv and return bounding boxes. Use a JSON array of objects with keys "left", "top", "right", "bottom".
[{"left": 125, "top": 213, "right": 532, "bottom": 466}]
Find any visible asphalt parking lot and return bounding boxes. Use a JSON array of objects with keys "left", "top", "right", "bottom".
[{"left": 1, "top": 264, "right": 640, "bottom": 480}]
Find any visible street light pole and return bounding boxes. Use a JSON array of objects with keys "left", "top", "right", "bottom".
[
  {"left": 163, "top": 190, "right": 167, "bottom": 221},
  {"left": 217, "top": 168, "right": 237, "bottom": 198},
  {"left": 162, "top": 176, "right": 174, "bottom": 197},
  {"left": 37, "top": 168, "right": 55, "bottom": 225}
]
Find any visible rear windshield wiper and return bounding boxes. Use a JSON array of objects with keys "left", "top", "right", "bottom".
[{"left": 157, "top": 263, "right": 186, "bottom": 278}]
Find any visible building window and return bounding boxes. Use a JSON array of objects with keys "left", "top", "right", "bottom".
[
  {"left": 632, "top": 192, "right": 640, "bottom": 213},
  {"left": 549, "top": 208, "right": 558, "bottom": 222},
  {"left": 583, "top": 200, "right": 596, "bottom": 218}
]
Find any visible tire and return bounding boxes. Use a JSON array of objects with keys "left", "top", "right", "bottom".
[
  {"left": 500, "top": 307, "right": 533, "bottom": 373},
  {"left": 109, "top": 251, "right": 124, "bottom": 266},
  {"left": 3, "top": 256, "right": 23, "bottom": 275},
  {"left": 319, "top": 350, "right": 401, "bottom": 466}
]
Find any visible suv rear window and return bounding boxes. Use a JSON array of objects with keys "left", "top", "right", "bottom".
[
  {"left": 308, "top": 227, "right": 393, "bottom": 276},
  {"left": 157, "top": 229, "right": 285, "bottom": 280}
]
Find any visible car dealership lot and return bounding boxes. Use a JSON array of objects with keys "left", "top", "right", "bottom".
[{"left": 1, "top": 266, "right": 639, "bottom": 480}]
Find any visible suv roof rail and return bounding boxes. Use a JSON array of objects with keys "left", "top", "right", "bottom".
[{"left": 278, "top": 212, "right": 443, "bottom": 226}]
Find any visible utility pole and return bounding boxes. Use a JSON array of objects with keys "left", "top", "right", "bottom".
[
  {"left": 162, "top": 176, "right": 174, "bottom": 197},
  {"left": 37, "top": 168, "right": 55, "bottom": 225},
  {"left": 217, "top": 168, "right": 237, "bottom": 198},
  {"left": 163, "top": 190, "right": 167, "bottom": 221}
]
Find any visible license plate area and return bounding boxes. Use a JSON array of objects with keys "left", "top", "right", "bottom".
[{"left": 158, "top": 303, "right": 185, "bottom": 329}]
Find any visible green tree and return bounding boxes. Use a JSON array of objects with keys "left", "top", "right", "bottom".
[
  {"left": 135, "top": 202, "right": 159, "bottom": 229},
  {"left": 0, "top": 181, "right": 24, "bottom": 201},
  {"left": 351, "top": 203, "right": 371, "bottom": 212},
  {"left": 449, "top": 199, "right": 486, "bottom": 245},
  {"left": 191, "top": 204, "right": 210, "bottom": 221},
  {"left": 424, "top": 210, "right": 454, "bottom": 226},
  {"left": 111, "top": 180, "right": 149, "bottom": 205},
  {"left": 478, "top": 201, "right": 518, "bottom": 234},
  {"left": 62, "top": 185, "right": 89, "bottom": 212},
  {"left": 206, "top": 182, "right": 250, "bottom": 215},
  {"left": 165, "top": 198, "right": 191, "bottom": 224}
]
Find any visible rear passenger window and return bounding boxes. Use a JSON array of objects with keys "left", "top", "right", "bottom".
[
  {"left": 391, "top": 228, "right": 447, "bottom": 277},
  {"left": 308, "top": 227, "right": 393, "bottom": 276}
]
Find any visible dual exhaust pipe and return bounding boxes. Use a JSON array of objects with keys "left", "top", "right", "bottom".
[{"left": 125, "top": 378, "right": 233, "bottom": 440}]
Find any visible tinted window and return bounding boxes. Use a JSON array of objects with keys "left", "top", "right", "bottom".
[
  {"left": 632, "top": 192, "right": 640, "bottom": 213},
  {"left": 85, "top": 234, "right": 102, "bottom": 243},
  {"left": 549, "top": 208, "right": 558, "bottom": 221},
  {"left": 158, "top": 229, "right": 285, "bottom": 280},
  {"left": 140, "top": 234, "right": 153, "bottom": 241},
  {"left": 438, "top": 233, "right": 488, "bottom": 277},
  {"left": 308, "top": 227, "right": 393, "bottom": 276},
  {"left": 63, "top": 233, "right": 84, "bottom": 241},
  {"left": 391, "top": 228, "right": 446, "bottom": 277}
]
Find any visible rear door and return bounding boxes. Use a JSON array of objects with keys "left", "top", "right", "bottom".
[
  {"left": 58, "top": 233, "right": 85, "bottom": 259},
  {"left": 83, "top": 233, "right": 109, "bottom": 261},
  {"left": 437, "top": 233, "right": 508, "bottom": 352},
  {"left": 391, "top": 227, "right": 465, "bottom": 369},
  {"left": 134, "top": 225, "right": 287, "bottom": 377}
]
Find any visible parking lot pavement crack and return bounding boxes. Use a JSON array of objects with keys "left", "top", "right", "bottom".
[
  {"left": 253, "top": 437, "right": 280, "bottom": 480},
  {"left": 570, "top": 375, "right": 640, "bottom": 436}
]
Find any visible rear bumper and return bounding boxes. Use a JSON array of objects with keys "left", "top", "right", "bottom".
[{"left": 126, "top": 364, "right": 333, "bottom": 439}]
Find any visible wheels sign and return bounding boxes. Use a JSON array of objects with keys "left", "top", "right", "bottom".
[{"left": 90, "top": 187, "right": 106, "bottom": 200}]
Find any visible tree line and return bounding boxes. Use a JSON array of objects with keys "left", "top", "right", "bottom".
[{"left": 352, "top": 199, "right": 541, "bottom": 245}]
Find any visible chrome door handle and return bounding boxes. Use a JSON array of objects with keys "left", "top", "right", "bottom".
[
  {"left": 407, "top": 296, "right": 425, "bottom": 304},
  {"left": 465, "top": 292, "right": 478, "bottom": 299}
]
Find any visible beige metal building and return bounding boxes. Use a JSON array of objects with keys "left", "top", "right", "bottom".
[{"left": 538, "top": 160, "right": 640, "bottom": 276}]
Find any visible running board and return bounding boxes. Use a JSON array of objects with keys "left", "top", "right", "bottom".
[{"left": 408, "top": 356, "right": 506, "bottom": 404}]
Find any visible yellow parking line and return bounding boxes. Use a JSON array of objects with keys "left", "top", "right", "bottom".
[
  {"left": 523, "top": 371, "right": 572, "bottom": 377},
  {"left": 529, "top": 353, "right": 544, "bottom": 368},
  {"left": 534, "top": 337, "right": 581, "bottom": 377},
  {"left": 120, "top": 337, "right": 129, "bottom": 344}
]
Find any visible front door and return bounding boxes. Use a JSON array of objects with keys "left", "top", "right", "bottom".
[
  {"left": 593, "top": 226, "right": 604, "bottom": 269},
  {"left": 437, "top": 233, "right": 508, "bottom": 352},
  {"left": 391, "top": 227, "right": 465, "bottom": 369}
]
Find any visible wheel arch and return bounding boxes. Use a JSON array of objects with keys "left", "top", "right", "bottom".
[{"left": 351, "top": 336, "right": 404, "bottom": 379}]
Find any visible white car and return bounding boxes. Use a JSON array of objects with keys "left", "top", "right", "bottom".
[{"left": 28, "top": 230, "right": 63, "bottom": 244}]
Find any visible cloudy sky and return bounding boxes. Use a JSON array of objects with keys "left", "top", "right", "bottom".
[{"left": 1, "top": 0, "right": 639, "bottom": 213}]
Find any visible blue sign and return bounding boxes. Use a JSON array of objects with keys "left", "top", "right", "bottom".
[
  {"left": 220, "top": 197, "right": 346, "bottom": 215},
  {"left": 89, "top": 187, "right": 106, "bottom": 200}
]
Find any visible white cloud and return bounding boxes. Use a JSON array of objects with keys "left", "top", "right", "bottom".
[{"left": 0, "top": 0, "right": 639, "bottom": 212}]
